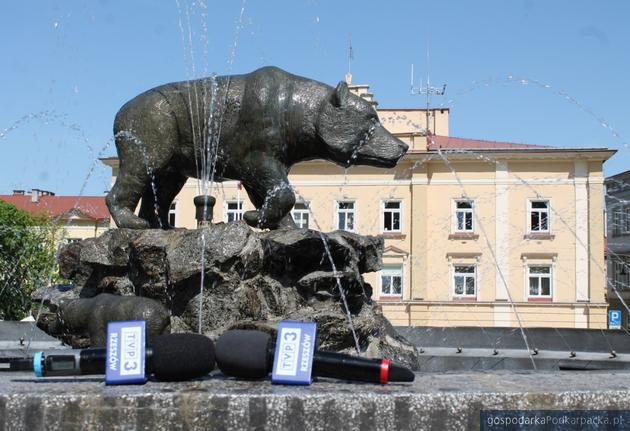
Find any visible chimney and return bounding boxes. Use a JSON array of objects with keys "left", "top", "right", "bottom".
[
  {"left": 31, "top": 189, "right": 40, "bottom": 203},
  {"left": 347, "top": 83, "right": 378, "bottom": 108}
]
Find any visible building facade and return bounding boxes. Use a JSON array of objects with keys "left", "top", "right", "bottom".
[
  {"left": 101, "top": 82, "right": 614, "bottom": 329},
  {"left": 606, "top": 170, "right": 630, "bottom": 328}
]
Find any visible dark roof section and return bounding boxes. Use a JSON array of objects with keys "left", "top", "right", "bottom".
[{"left": 605, "top": 169, "right": 630, "bottom": 182}]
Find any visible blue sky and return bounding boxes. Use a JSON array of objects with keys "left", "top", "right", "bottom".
[{"left": 1, "top": 0, "right": 629, "bottom": 195}]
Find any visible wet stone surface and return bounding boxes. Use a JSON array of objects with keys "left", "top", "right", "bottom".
[{"left": 1, "top": 371, "right": 630, "bottom": 430}]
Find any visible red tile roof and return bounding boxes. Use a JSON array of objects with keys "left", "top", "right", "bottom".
[
  {"left": 0, "top": 194, "right": 109, "bottom": 221},
  {"left": 427, "top": 135, "right": 552, "bottom": 151}
]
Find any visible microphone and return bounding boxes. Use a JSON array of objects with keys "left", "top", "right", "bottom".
[
  {"left": 215, "top": 330, "right": 414, "bottom": 384},
  {"left": 33, "top": 333, "right": 215, "bottom": 381}
]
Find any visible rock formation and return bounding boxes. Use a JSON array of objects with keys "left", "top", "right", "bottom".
[{"left": 35, "top": 222, "right": 419, "bottom": 368}]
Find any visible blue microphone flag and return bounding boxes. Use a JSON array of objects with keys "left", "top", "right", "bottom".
[
  {"left": 271, "top": 321, "right": 317, "bottom": 385},
  {"left": 105, "top": 320, "right": 147, "bottom": 385}
]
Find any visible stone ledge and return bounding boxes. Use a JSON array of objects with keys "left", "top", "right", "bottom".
[{"left": 1, "top": 371, "right": 630, "bottom": 430}]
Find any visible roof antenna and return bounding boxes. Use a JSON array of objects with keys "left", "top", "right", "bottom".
[
  {"left": 346, "top": 33, "right": 353, "bottom": 85},
  {"left": 410, "top": 39, "right": 446, "bottom": 135}
]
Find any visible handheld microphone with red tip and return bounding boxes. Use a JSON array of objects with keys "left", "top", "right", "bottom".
[
  {"left": 33, "top": 333, "right": 215, "bottom": 382},
  {"left": 215, "top": 330, "right": 414, "bottom": 384}
]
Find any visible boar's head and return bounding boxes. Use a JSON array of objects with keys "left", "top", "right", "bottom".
[{"left": 317, "top": 81, "right": 408, "bottom": 169}]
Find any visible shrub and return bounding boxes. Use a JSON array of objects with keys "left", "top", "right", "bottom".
[{"left": 0, "top": 201, "right": 59, "bottom": 320}]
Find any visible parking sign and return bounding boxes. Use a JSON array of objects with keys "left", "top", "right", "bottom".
[{"left": 608, "top": 309, "right": 622, "bottom": 330}]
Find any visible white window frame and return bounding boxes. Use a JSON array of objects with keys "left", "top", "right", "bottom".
[
  {"left": 451, "top": 264, "right": 477, "bottom": 298},
  {"left": 336, "top": 200, "right": 356, "bottom": 232},
  {"left": 382, "top": 200, "right": 402, "bottom": 233},
  {"left": 168, "top": 202, "right": 177, "bottom": 227},
  {"left": 453, "top": 199, "right": 475, "bottom": 232},
  {"left": 528, "top": 199, "right": 550, "bottom": 233},
  {"left": 380, "top": 264, "right": 403, "bottom": 297},
  {"left": 225, "top": 200, "right": 244, "bottom": 223},
  {"left": 291, "top": 202, "right": 310, "bottom": 229},
  {"left": 527, "top": 265, "right": 553, "bottom": 299}
]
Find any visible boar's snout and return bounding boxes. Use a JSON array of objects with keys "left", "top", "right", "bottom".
[{"left": 353, "top": 125, "right": 408, "bottom": 168}]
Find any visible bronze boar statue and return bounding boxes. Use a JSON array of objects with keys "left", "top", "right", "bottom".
[{"left": 106, "top": 66, "right": 408, "bottom": 230}]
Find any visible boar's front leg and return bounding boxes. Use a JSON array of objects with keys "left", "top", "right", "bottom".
[{"left": 241, "top": 159, "right": 297, "bottom": 230}]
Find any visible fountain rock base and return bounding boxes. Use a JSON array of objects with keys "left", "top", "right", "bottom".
[{"left": 36, "top": 222, "right": 419, "bottom": 368}]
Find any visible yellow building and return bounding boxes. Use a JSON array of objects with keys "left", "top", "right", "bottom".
[{"left": 101, "top": 82, "right": 615, "bottom": 329}]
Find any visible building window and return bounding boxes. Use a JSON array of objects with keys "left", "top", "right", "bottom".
[
  {"left": 168, "top": 202, "right": 177, "bottom": 227},
  {"left": 383, "top": 200, "right": 402, "bottom": 232},
  {"left": 612, "top": 206, "right": 630, "bottom": 237},
  {"left": 529, "top": 200, "right": 550, "bottom": 233},
  {"left": 337, "top": 201, "right": 355, "bottom": 231},
  {"left": 225, "top": 200, "right": 243, "bottom": 222},
  {"left": 454, "top": 200, "right": 474, "bottom": 232},
  {"left": 612, "top": 208, "right": 622, "bottom": 236},
  {"left": 291, "top": 202, "right": 310, "bottom": 229},
  {"left": 528, "top": 266, "right": 552, "bottom": 298},
  {"left": 612, "top": 259, "right": 630, "bottom": 291},
  {"left": 453, "top": 265, "right": 476, "bottom": 297},
  {"left": 380, "top": 265, "right": 403, "bottom": 297}
]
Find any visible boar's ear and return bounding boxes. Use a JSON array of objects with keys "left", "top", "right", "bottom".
[{"left": 331, "top": 81, "right": 350, "bottom": 108}]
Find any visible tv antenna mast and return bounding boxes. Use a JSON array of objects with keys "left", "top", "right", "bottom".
[
  {"left": 346, "top": 33, "right": 354, "bottom": 84},
  {"left": 410, "top": 43, "right": 446, "bottom": 136}
]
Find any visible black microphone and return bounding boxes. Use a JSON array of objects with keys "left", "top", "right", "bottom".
[
  {"left": 215, "top": 330, "right": 414, "bottom": 384},
  {"left": 33, "top": 333, "right": 215, "bottom": 381}
]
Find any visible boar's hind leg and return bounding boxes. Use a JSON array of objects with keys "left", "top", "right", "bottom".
[
  {"left": 108, "top": 95, "right": 180, "bottom": 229},
  {"left": 138, "top": 170, "right": 187, "bottom": 229},
  {"left": 106, "top": 138, "right": 152, "bottom": 229}
]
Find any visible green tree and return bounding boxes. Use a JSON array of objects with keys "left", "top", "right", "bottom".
[{"left": 0, "top": 201, "right": 59, "bottom": 320}]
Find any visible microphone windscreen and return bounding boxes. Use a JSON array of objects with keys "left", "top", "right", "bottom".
[
  {"left": 151, "top": 333, "right": 215, "bottom": 381},
  {"left": 215, "top": 330, "right": 271, "bottom": 379}
]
